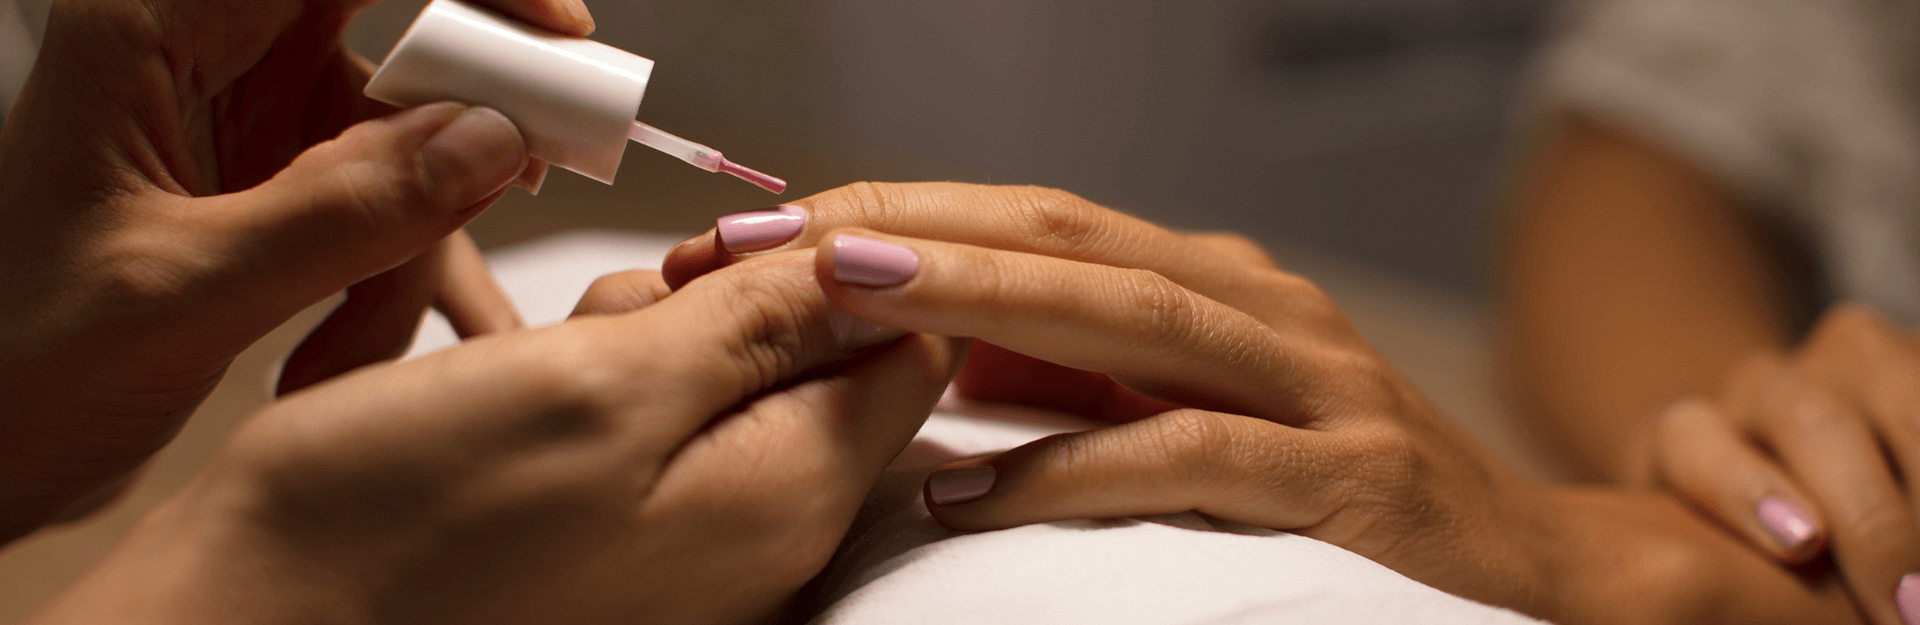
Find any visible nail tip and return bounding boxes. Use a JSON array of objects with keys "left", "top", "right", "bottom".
[
  {"left": 1756, "top": 497, "right": 1817, "bottom": 549},
  {"left": 928, "top": 466, "right": 996, "bottom": 506},
  {"left": 716, "top": 206, "right": 808, "bottom": 254},
  {"left": 832, "top": 235, "right": 920, "bottom": 287}
]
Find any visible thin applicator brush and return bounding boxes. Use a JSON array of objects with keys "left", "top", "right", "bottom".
[{"left": 627, "top": 121, "right": 788, "bottom": 194}]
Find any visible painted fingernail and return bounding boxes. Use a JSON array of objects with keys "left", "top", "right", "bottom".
[
  {"left": 928, "top": 466, "right": 996, "bottom": 505},
  {"left": 717, "top": 205, "right": 807, "bottom": 254},
  {"left": 1899, "top": 573, "right": 1920, "bottom": 625},
  {"left": 833, "top": 235, "right": 919, "bottom": 287},
  {"left": 830, "top": 310, "right": 906, "bottom": 349},
  {"left": 1756, "top": 497, "right": 1816, "bottom": 550}
]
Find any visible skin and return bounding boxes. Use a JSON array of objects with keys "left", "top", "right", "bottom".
[
  {"left": 664, "top": 181, "right": 1865, "bottom": 623},
  {"left": 0, "top": 0, "right": 567, "bottom": 542},
  {"left": 1505, "top": 116, "right": 1920, "bottom": 623},
  {"left": 24, "top": 251, "right": 963, "bottom": 625}
]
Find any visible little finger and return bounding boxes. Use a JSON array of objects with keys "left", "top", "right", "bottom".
[{"left": 924, "top": 409, "right": 1342, "bottom": 532}]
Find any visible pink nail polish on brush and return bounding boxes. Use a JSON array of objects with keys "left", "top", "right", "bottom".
[{"left": 364, "top": 0, "right": 786, "bottom": 193}]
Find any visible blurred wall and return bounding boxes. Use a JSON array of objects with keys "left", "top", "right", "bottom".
[{"left": 807, "top": 0, "right": 1545, "bottom": 295}]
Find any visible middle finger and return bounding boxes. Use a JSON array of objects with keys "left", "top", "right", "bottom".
[{"left": 815, "top": 229, "right": 1348, "bottom": 427}]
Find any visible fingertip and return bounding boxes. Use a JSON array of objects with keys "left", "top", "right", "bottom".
[
  {"left": 1756, "top": 496, "right": 1828, "bottom": 563},
  {"left": 826, "top": 231, "right": 922, "bottom": 288},
  {"left": 924, "top": 457, "right": 1012, "bottom": 531}
]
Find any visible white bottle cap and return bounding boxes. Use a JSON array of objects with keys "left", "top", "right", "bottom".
[{"left": 365, "top": 0, "right": 654, "bottom": 184}]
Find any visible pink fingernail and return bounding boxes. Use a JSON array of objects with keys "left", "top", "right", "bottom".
[
  {"left": 1756, "top": 497, "right": 1816, "bottom": 550},
  {"left": 717, "top": 205, "right": 806, "bottom": 254},
  {"left": 833, "top": 235, "right": 919, "bottom": 287},
  {"left": 928, "top": 466, "right": 996, "bottom": 505},
  {"left": 1900, "top": 574, "right": 1920, "bottom": 625}
]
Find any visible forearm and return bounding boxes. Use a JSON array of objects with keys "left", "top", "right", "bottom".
[
  {"left": 1501, "top": 116, "right": 1794, "bottom": 481},
  {"left": 24, "top": 471, "right": 365, "bottom": 625},
  {"left": 1542, "top": 487, "right": 1856, "bottom": 624}
]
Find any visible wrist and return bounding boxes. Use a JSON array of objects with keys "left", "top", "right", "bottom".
[{"left": 27, "top": 472, "right": 370, "bottom": 625}]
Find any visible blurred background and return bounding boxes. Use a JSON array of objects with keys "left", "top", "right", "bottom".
[{"left": 0, "top": 0, "right": 1556, "bottom": 620}]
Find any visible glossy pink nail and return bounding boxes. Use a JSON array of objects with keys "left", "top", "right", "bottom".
[
  {"left": 1756, "top": 497, "right": 1815, "bottom": 550},
  {"left": 1900, "top": 574, "right": 1920, "bottom": 625},
  {"left": 928, "top": 466, "right": 996, "bottom": 505},
  {"left": 833, "top": 235, "right": 920, "bottom": 287},
  {"left": 717, "top": 205, "right": 806, "bottom": 253}
]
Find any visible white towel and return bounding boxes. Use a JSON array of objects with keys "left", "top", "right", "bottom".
[{"left": 406, "top": 230, "right": 1545, "bottom": 625}]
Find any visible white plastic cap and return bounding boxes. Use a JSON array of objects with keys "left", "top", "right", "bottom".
[{"left": 364, "top": 0, "right": 654, "bottom": 184}]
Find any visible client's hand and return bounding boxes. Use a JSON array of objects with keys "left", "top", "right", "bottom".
[
  {"left": 0, "top": 0, "right": 579, "bottom": 539},
  {"left": 27, "top": 252, "right": 961, "bottom": 625},
  {"left": 662, "top": 182, "right": 1861, "bottom": 624},
  {"left": 1650, "top": 304, "right": 1920, "bottom": 625}
]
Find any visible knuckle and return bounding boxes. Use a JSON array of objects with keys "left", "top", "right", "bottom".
[
  {"left": 1350, "top": 423, "right": 1427, "bottom": 493},
  {"left": 812, "top": 181, "right": 921, "bottom": 231},
  {"left": 1806, "top": 303, "right": 1900, "bottom": 356},
  {"left": 704, "top": 269, "right": 817, "bottom": 391},
  {"left": 578, "top": 270, "right": 666, "bottom": 314},
  {"left": 1006, "top": 186, "right": 1107, "bottom": 255},
  {"left": 1764, "top": 379, "right": 1852, "bottom": 434},
  {"left": 1255, "top": 271, "right": 1346, "bottom": 328},
  {"left": 1189, "top": 232, "right": 1280, "bottom": 268},
  {"left": 1835, "top": 498, "right": 1916, "bottom": 551},
  {"left": 1120, "top": 269, "right": 1200, "bottom": 349},
  {"left": 1146, "top": 410, "right": 1235, "bottom": 483},
  {"left": 303, "top": 141, "right": 425, "bottom": 230}
]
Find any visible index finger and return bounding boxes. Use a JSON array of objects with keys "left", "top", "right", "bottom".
[{"left": 672, "top": 184, "right": 1282, "bottom": 314}]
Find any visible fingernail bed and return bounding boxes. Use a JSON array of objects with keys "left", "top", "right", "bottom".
[
  {"left": 717, "top": 205, "right": 807, "bottom": 254},
  {"left": 928, "top": 466, "right": 996, "bottom": 505},
  {"left": 1900, "top": 574, "right": 1920, "bottom": 625},
  {"left": 1756, "top": 497, "right": 1816, "bottom": 550},
  {"left": 834, "top": 235, "right": 919, "bottom": 287}
]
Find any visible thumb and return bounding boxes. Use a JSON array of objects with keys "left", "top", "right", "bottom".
[
  {"left": 924, "top": 409, "right": 1343, "bottom": 532},
  {"left": 197, "top": 102, "right": 529, "bottom": 297}
]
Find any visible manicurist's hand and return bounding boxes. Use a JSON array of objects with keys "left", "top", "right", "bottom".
[
  {"left": 26, "top": 252, "right": 959, "bottom": 625},
  {"left": 663, "top": 182, "right": 1865, "bottom": 624},
  {"left": 0, "top": 0, "right": 580, "bottom": 540},
  {"left": 1651, "top": 304, "right": 1920, "bottom": 625}
]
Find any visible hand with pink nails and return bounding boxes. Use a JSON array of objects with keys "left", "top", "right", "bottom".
[
  {"left": 0, "top": 0, "right": 576, "bottom": 542},
  {"left": 665, "top": 182, "right": 1869, "bottom": 624},
  {"left": 1647, "top": 306, "right": 1920, "bottom": 625},
  {"left": 23, "top": 252, "right": 961, "bottom": 625}
]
